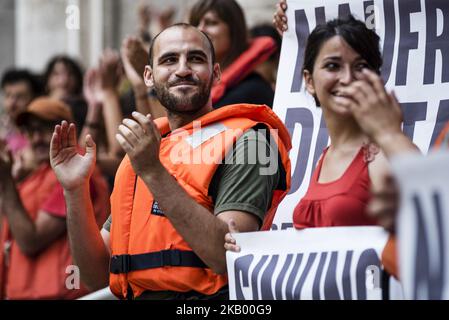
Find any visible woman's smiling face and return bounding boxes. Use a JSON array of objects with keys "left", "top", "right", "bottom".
[{"left": 304, "top": 35, "right": 371, "bottom": 116}]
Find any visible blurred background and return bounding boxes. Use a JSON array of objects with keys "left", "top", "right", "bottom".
[{"left": 0, "top": 0, "right": 276, "bottom": 76}]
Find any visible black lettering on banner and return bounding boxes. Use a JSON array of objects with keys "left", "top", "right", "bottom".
[
  {"left": 338, "top": 3, "right": 352, "bottom": 19},
  {"left": 282, "top": 223, "right": 294, "bottom": 230},
  {"left": 356, "top": 249, "right": 382, "bottom": 300},
  {"left": 324, "top": 251, "right": 341, "bottom": 299},
  {"left": 270, "top": 222, "right": 294, "bottom": 231},
  {"left": 233, "top": 250, "right": 384, "bottom": 300},
  {"left": 260, "top": 255, "right": 279, "bottom": 299},
  {"left": 432, "top": 192, "right": 445, "bottom": 299},
  {"left": 291, "top": 10, "right": 310, "bottom": 92},
  {"left": 413, "top": 194, "right": 430, "bottom": 299},
  {"left": 396, "top": 0, "right": 421, "bottom": 86},
  {"left": 234, "top": 254, "right": 254, "bottom": 300},
  {"left": 381, "top": 0, "right": 396, "bottom": 84},
  {"left": 412, "top": 192, "right": 446, "bottom": 299},
  {"left": 251, "top": 255, "right": 269, "bottom": 300},
  {"left": 285, "top": 254, "right": 304, "bottom": 299},
  {"left": 312, "top": 252, "right": 328, "bottom": 299},
  {"left": 315, "top": 6, "right": 326, "bottom": 26},
  {"left": 293, "top": 253, "right": 317, "bottom": 299},
  {"left": 275, "top": 254, "right": 294, "bottom": 299},
  {"left": 430, "top": 99, "right": 449, "bottom": 146},
  {"left": 342, "top": 251, "right": 354, "bottom": 299},
  {"left": 424, "top": 0, "right": 449, "bottom": 85},
  {"left": 285, "top": 108, "right": 314, "bottom": 195},
  {"left": 400, "top": 102, "right": 428, "bottom": 140}
]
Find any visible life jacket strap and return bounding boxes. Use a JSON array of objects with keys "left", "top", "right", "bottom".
[{"left": 110, "top": 249, "right": 208, "bottom": 274}]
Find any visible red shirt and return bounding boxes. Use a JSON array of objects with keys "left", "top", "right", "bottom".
[
  {"left": 0, "top": 163, "right": 110, "bottom": 299},
  {"left": 293, "top": 147, "right": 377, "bottom": 229}
]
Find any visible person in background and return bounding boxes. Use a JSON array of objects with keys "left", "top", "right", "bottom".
[
  {"left": 0, "top": 97, "right": 109, "bottom": 299},
  {"left": 189, "top": 0, "right": 278, "bottom": 108},
  {"left": 49, "top": 24, "right": 291, "bottom": 300},
  {"left": 120, "top": 36, "right": 167, "bottom": 120},
  {"left": 1, "top": 69, "right": 43, "bottom": 181},
  {"left": 250, "top": 24, "right": 282, "bottom": 90},
  {"left": 226, "top": 15, "right": 418, "bottom": 280},
  {"left": 43, "top": 55, "right": 87, "bottom": 133},
  {"left": 80, "top": 50, "right": 128, "bottom": 189},
  {"left": 136, "top": 1, "right": 176, "bottom": 50}
]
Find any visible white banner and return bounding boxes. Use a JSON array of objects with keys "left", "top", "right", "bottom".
[
  {"left": 393, "top": 150, "right": 449, "bottom": 300},
  {"left": 272, "top": 0, "right": 449, "bottom": 227},
  {"left": 226, "top": 227, "right": 390, "bottom": 300}
]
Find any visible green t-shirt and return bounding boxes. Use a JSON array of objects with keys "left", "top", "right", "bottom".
[{"left": 102, "top": 127, "right": 282, "bottom": 232}]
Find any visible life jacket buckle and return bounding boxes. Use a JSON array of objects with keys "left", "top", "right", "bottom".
[{"left": 110, "top": 254, "right": 131, "bottom": 274}]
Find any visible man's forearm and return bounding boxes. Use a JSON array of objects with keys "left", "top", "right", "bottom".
[
  {"left": 63, "top": 183, "right": 110, "bottom": 290},
  {"left": 141, "top": 167, "right": 229, "bottom": 274},
  {"left": 1, "top": 178, "right": 40, "bottom": 256}
]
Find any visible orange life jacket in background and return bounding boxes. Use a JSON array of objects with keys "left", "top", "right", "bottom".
[
  {"left": 109, "top": 104, "right": 292, "bottom": 299},
  {"left": 381, "top": 236, "right": 398, "bottom": 279},
  {"left": 211, "top": 37, "right": 277, "bottom": 104},
  {"left": 434, "top": 121, "right": 449, "bottom": 149}
]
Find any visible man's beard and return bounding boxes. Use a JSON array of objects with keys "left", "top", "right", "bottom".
[{"left": 153, "top": 76, "right": 213, "bottom": 114}]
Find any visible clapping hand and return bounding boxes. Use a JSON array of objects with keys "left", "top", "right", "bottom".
[{"left": 50, "top": 121, "right": 96, "bottom": 191}]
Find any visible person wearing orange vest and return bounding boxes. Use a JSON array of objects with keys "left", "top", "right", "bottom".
[
  {"left": 0, "top": 97, "right": 110, "bottom": 299},
  {"left": 50, "top": 23, "right": 291, "bottom": 300}
]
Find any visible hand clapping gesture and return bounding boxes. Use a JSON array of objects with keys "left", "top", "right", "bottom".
[
  {"left": 115, "top": 112, "right": 163, "bottom": 177},
  {"left": 50, "top": 121, "right": 96, "bottom": 191}
]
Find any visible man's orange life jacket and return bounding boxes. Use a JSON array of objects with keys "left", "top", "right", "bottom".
[{"left": 109, "top": 104, "right": 292, "bottom": 299}]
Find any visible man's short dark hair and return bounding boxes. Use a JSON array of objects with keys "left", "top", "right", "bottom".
[
  {"left": 1, "top": 68, "right": 43, "bottom": 97},
  {"left": 148, "top": 23, "right": 216, "bottom": 68}
]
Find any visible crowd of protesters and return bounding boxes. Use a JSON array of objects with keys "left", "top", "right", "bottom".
[{"left": 0, "top": 0, "right": 447, "bottom": 300}]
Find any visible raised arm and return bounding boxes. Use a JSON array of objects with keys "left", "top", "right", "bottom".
[
  {"left": 97, "top": 50, "right": 125, "bottom": 159},
  {"left": 121, "top": 36, "right": 166, "bottom": 118},
  {"left": 50, "top": 121, "right": 110, "bottom": 290},
  {"left": 273, "top": 0, "right": 288, "bottom": 35},
  {"left": 0, "top": 142, "right": 66, "bottom": 257}
]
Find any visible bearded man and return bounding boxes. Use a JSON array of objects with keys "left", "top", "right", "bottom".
[{"left": 50, "top": 23, "right": 291, "bottom": 300}]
